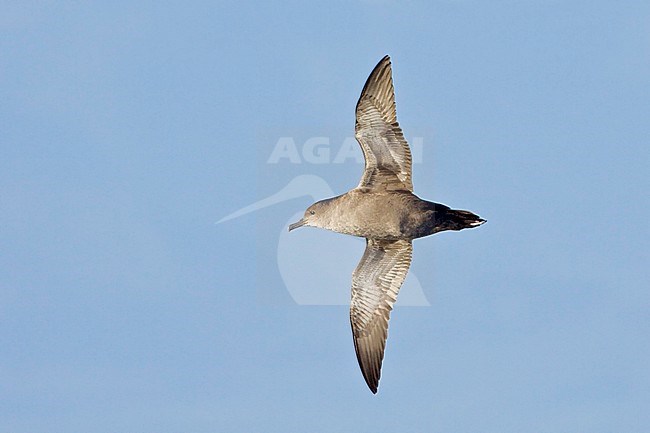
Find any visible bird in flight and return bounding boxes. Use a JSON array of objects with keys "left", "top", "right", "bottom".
[{"left": 289, "top": 55, "right": 485, "bottom": 393}]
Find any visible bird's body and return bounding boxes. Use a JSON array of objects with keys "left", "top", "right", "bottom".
[
  {"left": 297, "top": 189, "right": 481, "bottom": 241},
  {"left": 289, "top": 55, "right": 485, "bottom": 393}
]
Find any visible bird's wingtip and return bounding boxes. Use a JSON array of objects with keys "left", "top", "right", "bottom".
[{"left": 363, "top": 374, "right": 380, "bottom": 394}]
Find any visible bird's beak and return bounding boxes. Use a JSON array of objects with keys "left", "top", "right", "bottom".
[{"left": 288, "top": 219, "right": 307, "bottom": 232}]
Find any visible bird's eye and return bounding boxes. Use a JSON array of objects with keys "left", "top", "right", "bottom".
[{"left": 309, "top": 210, "right": 315, "bottom": 215}]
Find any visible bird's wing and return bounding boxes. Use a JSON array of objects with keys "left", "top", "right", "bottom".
[
  {"left": 350, "top": 238, "right": 413, "bottom": 393},
  {"left": 355, "top": 55, "right": 413, "bottom": 192}
]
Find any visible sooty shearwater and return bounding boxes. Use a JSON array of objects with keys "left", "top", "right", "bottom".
[{"left": 288, "top": 55, "right": 485, "bottom": 393}]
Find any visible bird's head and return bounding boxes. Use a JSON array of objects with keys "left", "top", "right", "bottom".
[{"left": 288, "top": 199, "right": 335, "bottom": 232}]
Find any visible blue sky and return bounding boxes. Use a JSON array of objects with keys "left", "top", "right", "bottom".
[{"left": 2, "top": 1, "right": 649, "bottom": 432}]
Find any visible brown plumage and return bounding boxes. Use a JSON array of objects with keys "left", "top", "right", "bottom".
[{"left": 289, "top": 55, "right": 485, "bottom": 393}]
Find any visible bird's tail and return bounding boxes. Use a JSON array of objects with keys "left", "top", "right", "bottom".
[{"left": 442, "top": 209, "right": 486, "bottom": 231}]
